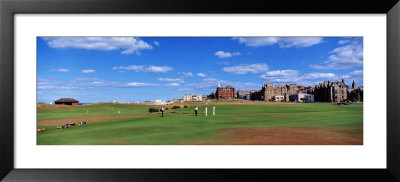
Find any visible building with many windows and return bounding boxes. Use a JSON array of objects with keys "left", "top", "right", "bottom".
[
  {"left": 216, "top": 84, "right": 235, "bottom": 100},
  {"left": 182, "top": 94, "right": 204, "bottom": 102},
  {"left": 314, "top": 79, "right": 347, "bottom": 102}
]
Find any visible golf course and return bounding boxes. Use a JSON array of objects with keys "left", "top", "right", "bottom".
[{"left": 37, "top": 101, "right": 363, "bottom": 145}]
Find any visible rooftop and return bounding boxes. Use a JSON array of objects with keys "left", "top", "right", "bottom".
[{"left": 54, "top": 98, "right": 79, "bottom": 103}]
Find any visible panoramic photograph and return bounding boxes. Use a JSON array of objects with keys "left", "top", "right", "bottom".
[{"left": 37, "top": 37, "right": 363, "bottom": 145}]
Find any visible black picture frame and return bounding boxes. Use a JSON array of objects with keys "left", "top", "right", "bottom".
[{"left": 1, "top": 0, "right": 399, "bottom": 181}]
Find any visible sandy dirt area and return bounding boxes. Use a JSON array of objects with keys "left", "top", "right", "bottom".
[{"left": 187, "top": 127, "right": 363, "bottom": 145}]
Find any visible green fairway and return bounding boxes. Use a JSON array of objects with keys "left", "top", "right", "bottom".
[{"left": 37, "top": 102, "right": 363, "bottom": 145}]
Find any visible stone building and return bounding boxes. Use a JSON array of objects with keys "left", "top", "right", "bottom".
[
  {"left": 237, "top": 89, "right": 243, "bottom": 99},
  {"left": 314, "top": 79, "right": 348, "bottom": 103},
  {"left": 306, "top": 87, "right": 314, "bottom": 94},
  {"left": 347, "top": 80, "right": 363, "bottom": 102},
  {"left": 234, "top": 80, "right": 360, "bottom": 103},
  {"left": 262, "top": 83, "right": 301, "bottom": 101},
  {"left": 236, "top": 83, "right": 305, "bottom": 102},
  {"left": 182, "top": 94, "right": 203, "bottom": 101},
  {"left": 237, "top": 89, "right": 251, "bottom": 100},
  {"left": 250, "top": 89, "right": 264, "bottom": 101},
  {"left": 237, "top": 89, "right": 264, "bottom": 101},
  {"left": 216, "top": 85, "right": 235, "bottom": 100},
  {"left": 192, "top": 95, "right": 203, "bottom": 101},
  {"left": 183, "top": 94, "right": 192, "bottom": 101},
  {"left": 263, "top": 83, "right": 275, "bottom": 101},
  {"left": 356, "top": 86, "right": 363, "bottom": 102}
]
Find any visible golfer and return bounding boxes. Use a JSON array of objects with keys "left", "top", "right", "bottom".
[
  {"left": 205, "top": 106, "right": 208, "bottom": 116},
  {"left": 195, "top": 107, "right": 198, "bottom": 116},
  {"left": 212, "top": 105, "right": 215, "bottom": 115},
  {"left": 161, "top": 107, "right": 165, "bottom": 117}
]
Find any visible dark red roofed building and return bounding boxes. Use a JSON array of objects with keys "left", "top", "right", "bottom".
[
  {"left": 216, "top": 85, "right": 235, "bottom": 100},
  {"left": 54, "top": 98, "right": 79, "bottom": 106}
]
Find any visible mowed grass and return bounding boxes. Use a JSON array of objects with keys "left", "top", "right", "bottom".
[
  {"left": 37, "top": 102, "right": 363, "bottom": 145},
  {"left": 37, "top": 103, "right": 150, "bottom": 121}
]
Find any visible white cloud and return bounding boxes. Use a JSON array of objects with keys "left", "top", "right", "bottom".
[
  {"left": 303, "top": 72, "right": 336, "bottom": 79},
  {"left": 344, "top": 70, "right": 363, "bottom": 78},
  {"left": 153, "top": 41, "right": 160, "bottom": 47},
  {"left": 342, "top": 70, "right": 363, "bottom": 86},
  {"left": 338, "top": 39, "right": 351, "bottom": 45},
  {"left": 56, "top": 68, "right": 69, "bottom": 73},
  {"left": 167, "top": 83, "right": 180, "bottom": 87},
  {"left": 124, "top": 82, "right": 155, "bottom": 87},
  {"left": 37, "top": 76, "right": 63, "bottom": 89},
  {"left": 112, "top": 65, "right": 172, "bottom": 73},
  {"left": 113, "top": 65, "right": 144, "bottom": 71},
  {"left": 38, "top": 76, "right": 158, "bottom": 90},
  {"left": 309, "top": 38, "right": 363, "bottom": 69},
  {"left": 233, "top": 37, "right": 323, "bottom": 48},
  {"left": 278, "top": 37, "right": 323, "bottom": 48},
  {"left": 197, "top": 73, "right": 207, "bottom": 77},
  {"left": 223, "top": 63, "right": 269, "bottom": 74},
  {"left": 260, "top": 70, "right": 301, "bottom": 83},
  {"left": 260, "top": 76, "right": 301, "bottom": 83},
  {"left": 43, "top": 37, "right": 153, "bottom": 55},
  {"left": 38, "top": 77, "right": 91, "bottom": 89},
  {"left": 82, "top": 69, "right": 95, "bottom": 74},
  {"left": 214, "top": 51, "right": 240, "bottom": 58},
  {"left": 146, "top": 65, "right": 173, "bottom": 73},
  {"left": 180, "top": 72, "right": 193, "bottom": 77},
  {"left": 159, "top": 78, "right": 180, "bottom": 82},
  {"left": 263, "top": 70, "right": 299, "bottom": 77},
  {"left": 233, "top": 37, "right": 279, "bottom": 47}
]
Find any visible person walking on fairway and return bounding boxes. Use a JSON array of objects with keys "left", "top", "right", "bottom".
[
  {"left": 161, "top": 107, "right": 164, "bottom": 117},
  {"left": 205, "top": 106, "right": 208, "bottom": 116},
  {"left": 195, "top": 106, "right": 198, "bottom": 116},
  {"left": 212, "top": 105, "right": 215, "bottom": 116}
]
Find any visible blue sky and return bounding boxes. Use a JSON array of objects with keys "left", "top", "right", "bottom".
[{"left": 37, "top": 37, "right": 363, "bottom": 103}]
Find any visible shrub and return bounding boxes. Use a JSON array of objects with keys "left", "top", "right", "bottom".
[
  {"left": 172, "top": 106, "right": 181, "bottom": 109},
  {"left": 184, "top": 105, "right": 188, "bottom": 108},
  {"left": 148, "top": 108, "right": 159, "bottom": 113}
]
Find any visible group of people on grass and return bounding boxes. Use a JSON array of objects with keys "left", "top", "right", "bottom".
[
  {"left": 56, "top": 121, "right": 87, "bottom": 129},
  {"left": 160, "top": 104, "right": 216, "bottom": 117}
]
